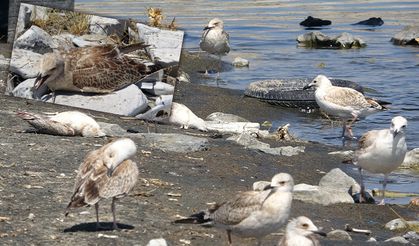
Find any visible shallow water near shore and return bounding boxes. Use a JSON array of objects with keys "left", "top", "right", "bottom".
[{"left": 75, "top": 0, "right": 419, "bottom": 203}]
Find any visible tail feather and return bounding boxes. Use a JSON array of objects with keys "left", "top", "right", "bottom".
[
  {"left": 366, "top": 98, "right": 391, "bottom": 110},
  {"left": 174, "top": 211, "right": 212, "bottom": 224}
]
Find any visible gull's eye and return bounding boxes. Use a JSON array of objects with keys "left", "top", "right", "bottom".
[
  {"left": 302, "top": 223, "right": 309, "bottom": 228},
  {"left": 402, "top": 125, "right": 406, "bottom": 128},
  {"left": 279, "top": 181, "right": 286, "bottom": 185}
]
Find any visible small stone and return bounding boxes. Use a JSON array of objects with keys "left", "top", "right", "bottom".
[
  {"left": 9, "top": 49, "right": 43, "bottom": 79},
  {"left": 367, "top": 237, "right": 377, "bottom": 242},
  {"left": 385, "top": 218, "right": 408, "bottom": 231},
  {"left": 177, "top": 70, "right": 190, "bottom": 83},
  {"left": 179, "top": 239, "right": 191, "bottom": 245},
  {"left": 403, "top": 231, "right": 419, "bottom": 241},
  {"left": 327, "top": 229, "right": 352, "bottom": 241},
  {"left": 28, "top": 213, "right": 35, "bottom": 220},
  {"left": 232, "top": 57, "right": 249, "bottom": 67},
  {"left": 384, "top": 236, "right": 409, "bottom": 244},
  {"left": 97, "top": 233, "right": 118, "bottom": 239},
  {"left": 206, "top": 112, "right": 249, "bottom": 123},
  {"left": 147, "top": 238, "right": 168, "bottom": 246},
  {"left": 353, "top": 17, "right": 384, "bottom": 26}
]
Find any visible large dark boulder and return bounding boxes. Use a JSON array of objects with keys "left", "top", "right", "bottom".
[
  {"left": 353, "top": 17, "right": 384, "bottom": 26},
  {"left": 300, "top": 16, "right": 332, "bottom": 27},
  {"left": 391, "top": 26, "right": 419, "bottom": 46}
]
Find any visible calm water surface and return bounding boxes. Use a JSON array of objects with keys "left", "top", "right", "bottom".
[{"left": 75, "top": 0, "right": 419, "bottom": 203}]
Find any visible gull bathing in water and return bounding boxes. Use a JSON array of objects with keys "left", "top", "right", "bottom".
[
  {"left": 17, "top": 111, "right": 105, "bottom": 137},
  {"left": 174, "top": 173, "right": 294, "bottom": 245},
  {"left": 200, "top": 18, "right": 230, "bottom": 77},
  {"left": 34, "top": 43, "right": 154, "bottom": 99},
  {"left": 65, "top": 138, "right": 139, "bottom": 229},
  {"left": 278, "top": 216, "right": 326, "bottom": 246},
  {"left": 303, "top": 75, "right": 388, "bottom": 138},
  {"left": 353, "top": 116, "right": 407, "bottom": 204}
]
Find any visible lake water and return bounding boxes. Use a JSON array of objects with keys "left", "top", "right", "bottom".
[{"left": 75, "top": 0, "right": 419, "bottom": 203}]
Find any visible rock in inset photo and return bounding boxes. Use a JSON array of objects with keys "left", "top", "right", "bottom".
[{"left": 7, "top": 3, "right": 184, "bottom": 118}]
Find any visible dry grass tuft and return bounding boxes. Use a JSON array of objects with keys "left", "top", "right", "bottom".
[{"left": 32, "top": 9, "right": 91, "bottom": 36}]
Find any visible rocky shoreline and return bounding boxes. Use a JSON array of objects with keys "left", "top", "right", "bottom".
[{"left": 0, "top": 81, "right": 417, "bottom": 245}]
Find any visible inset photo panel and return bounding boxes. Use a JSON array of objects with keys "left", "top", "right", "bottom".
[{"left": 7, "top": 3, "right": 184, "bottom": 118}]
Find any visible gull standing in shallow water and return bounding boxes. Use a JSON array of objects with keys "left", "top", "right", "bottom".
[
  {"left": 353, "top": 116, "right": 407, "bottom": 204},
  {"left": 278, "top": 216, "right": 326, "bottom": 246},
  {"left": 200, "top": 18, "right": 230, "bottom": 77},
  {"left": 174, "top": 173, "right": 294, "bottom": 245},
  {"left": 303, "top": 74, "right": 388, "bottom": 139},
  {"left": 65, "top": 138, "right": 139, "bottom": 229},
  {"left": 34, "top": 43, "right": 154, "bottom": 99}
]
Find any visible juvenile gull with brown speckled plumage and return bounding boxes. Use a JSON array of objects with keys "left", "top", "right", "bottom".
[
  {"left": 34, "top": 43, "right": 152, "bottom": 94},
  {"left": 65, "top": 138, "right": 139, "bottom": 230}
]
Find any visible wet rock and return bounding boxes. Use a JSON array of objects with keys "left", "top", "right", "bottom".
[
  {"left": 168, "top": 102, "right": 207, "bottom": 131},
  {"left": 385, "top": 218, "right": 419, "bottom": 231},
  {"left": 137, "top": 23, "right": 184, "bottom": 66},
  {"left": 206, "top": 112, "right": 249, "bottom": 123},
  {"left": 293, "top": 168, "right": 357, "bottom": 205},
  {"left": 15, "top": 4, "right": 33, "bottom": 39},
  {"left": 403, "top": 231, "right": 419, "bottom": 241},
  {"left": 384, "top": 236, "right": 409, "bottom": 244},
  {"left": 353, "top": 17, "right": 384, "bottom": 26},
  {"left": 297, "top": 31, "right": 366, "bottom": 49},
  {"left": 228, "top": 133, "right": 270, "bottom": 149},
  {"left": 206, "top": 121, "right": 261, "bottom": 135},
  {"left": 139, "top": 81, "right": 175, "bottom": 96},
  {"left": 391, "top": 26, "right": 419, "bottom": 46},
  {"left": 385, "top": 218, "right": 408, "bottom": 231},
  {"left": 136, "top": 133, "right": 208, "bottom": 153},
  {"left": 9, "top": 49, "right": 42, "bottom": 79},
  {"left": 43, "top": 84, "right": 149, "bottom": 116},
  {"left": 300, "top": 16, "right": 332, "bottom": 27},
  {"left": 327, "top": 229, "right": 352, "bottom": 241},
  {"left": 12, "top": 78, "right": 48, "bottom": 99},
  {"left": 252, "top": 181, "right": 271, "bottom": 191},
  {"left": 13, "top": 25, "right": 57, "bottom": 54},
  {"left": 401, "top": 148, "right": 419, "bottom": 169},
  {"left": 147, "top": 238, "right": 168, "bottom": 246},
  {"left": 227, "top": 133, "right": 304, "bottom": 156},
  {"left": 89, "top": 16, "right": 124, "bottom": 37},
  {"left": 232, "top": 57, "right": 249, "bottom": 67},
  {"left": 97, "top": 122, "right": 128, "bottom": 137},
  {"left": 319, "top": 168, "right": 358, "bottom": 192}
]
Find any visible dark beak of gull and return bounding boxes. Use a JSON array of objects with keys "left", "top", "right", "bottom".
[
  {"left": 203, "top": 26, "right": 211, "bottom": 30},
  {"left": 263, "top": 184, "right": 274, "bottom": 191},
  {"left": 34, "top": 73, "right": 49, "bottom": 89},
  {"left": 313, "top": 230, "right": 327, "bottom": 237},
  {"left": 303, "top": 84, "right": 312, "bottom": 90},
  {"left": 107, "top": 167, "right": 114, "bottom": 177},
  {"left": 393, "top": 129, "right": 399, "bottom": 137}
]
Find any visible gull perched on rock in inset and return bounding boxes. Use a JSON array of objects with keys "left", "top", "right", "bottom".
[
  {"left": 174, "top": 173, "right": 294, "bottom": 245},
  {"left": 65, "top": 138, "right": 139, "bottom": 230},
  {"left": 17, "top": 111, "right": 106, "bottom": 137},
  {"left": 200, "top": 18, "right": 230, "bottom": 77},
  {"left": 303, "top": 74, "right": 388, "bottom": 139},
  {"left": 352, "top": 116, "right": 407, "bottom": 204},
  {"left": 34, "top": 43, "right": 154, "bottom": 99},
  {"left": 278, "top": 216, "right": 326, "bottom": 246}
]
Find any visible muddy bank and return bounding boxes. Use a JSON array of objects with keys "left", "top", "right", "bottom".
[{"left": 0, "top": 82, "right": 417, "bottom": 245}]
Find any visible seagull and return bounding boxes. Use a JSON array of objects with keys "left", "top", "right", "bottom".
[
  {"left": 17, "top": 111, "right": 106, "bottom": 137},
  {"left": 200, "top": 18, "right": 230, "bottom": 77},
  {"left": 303, "top": 75, "right": 388, "bottom": 139},
  {"left": 168, "top": 102, "right": 207, "bottom": 131},
  {"left": 34, "top": 43, "right": 154, "bottom": 99},
  {"left": 65, "top": 138, "right": 139, "bottom": 229},
  {"left": 174, "top": 173, "right": 294, "bottom": 245},
  {"left": 353, "top": 116, "right": 407, "bottom": 204},
  {"left": 278, "top": 216, "right": 326, "bottom": 246}
]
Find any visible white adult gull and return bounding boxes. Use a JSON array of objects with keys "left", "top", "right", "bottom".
[
  {"left": 278, "top": 216, "right": 326, "bottom": 246},
  {"left": 65, "top": 138, "right": 139, "bottom": 229},
  {"left": 303, "top": 74, "right": 388, "bottom": 138},
  {"left": 352, "top": 116, "right": 407, "bottom": 204},
  {"left": 200, "top": 18, "right": 230, "bottom": 76},
  {"left": 174, "top": 173, "right": 294, "bottom": 245}
]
